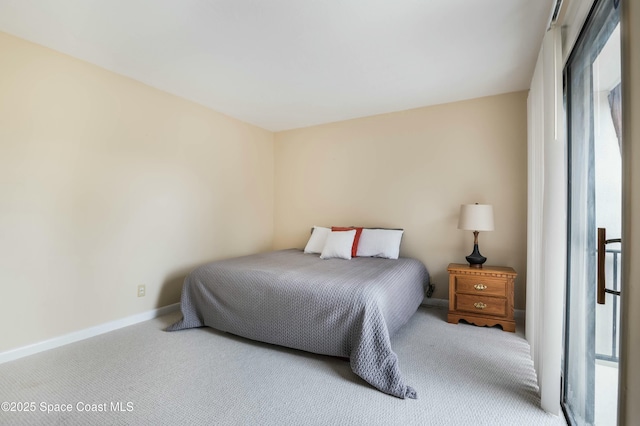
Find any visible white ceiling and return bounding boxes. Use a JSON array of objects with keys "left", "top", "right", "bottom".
[{"left": 0, "top": 0, "right": 554, "bottom": 131}]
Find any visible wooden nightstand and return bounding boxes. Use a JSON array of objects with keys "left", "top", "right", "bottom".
[{"left": 447, "top": 263, "right": 517, "bottom": 332}]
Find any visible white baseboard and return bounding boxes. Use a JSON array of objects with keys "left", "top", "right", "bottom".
[
  {"left": 0, "top": 303, "right": 180, "bottom": 365},
  {"left": 422, "top": 298, "right": 525, "bottom": 319}
]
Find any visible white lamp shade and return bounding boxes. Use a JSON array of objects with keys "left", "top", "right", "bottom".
[{"left": 458, "top": 204, "right": 495, "bottom": 231}]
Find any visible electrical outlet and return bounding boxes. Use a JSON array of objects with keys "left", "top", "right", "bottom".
[{"left": 137, "top": 285, "right": 146, "bottom": 297}]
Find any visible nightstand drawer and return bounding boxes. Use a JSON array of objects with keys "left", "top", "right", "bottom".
[
  {"left": 455, "top": 275, "right": 507, "bottom": 297},
  {"left": 455, "top": 294, "right": 507, "bottom": 317}
]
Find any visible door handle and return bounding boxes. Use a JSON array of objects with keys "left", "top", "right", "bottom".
[{"left": 597, "top": 227, "right": 622, "bottom": 304}]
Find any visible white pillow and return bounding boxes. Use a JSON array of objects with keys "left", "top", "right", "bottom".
[
  {"left": 356, "top": 229, "right": 404, "bottom": 259},
  {"left": 320, "top": 230, "right": 356, "bottom": 260},
  {"left": 304, "top": 226, "right": 331, "bottom": 254}
]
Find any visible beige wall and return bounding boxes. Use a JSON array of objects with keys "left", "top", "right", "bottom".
[
  {"left": 274, "top": 92, "right": 528, "bottom": 308},
  {"left": 0, "top": 30, "right": 529, "bottom": 355},
  {"left": 620, "top": 0, "right": 640, "bottom": 422},
  {"left": 0, "top": 32, "right": 274, "bottom": 352}
]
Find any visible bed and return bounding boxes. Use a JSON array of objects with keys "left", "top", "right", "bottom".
[{"left": 167, "top": 248, "right": 429, "bottom": 399}]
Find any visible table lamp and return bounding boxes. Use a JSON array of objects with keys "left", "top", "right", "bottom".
[{"left": 458, "top": 203, "right": 494, "bottom": 268}]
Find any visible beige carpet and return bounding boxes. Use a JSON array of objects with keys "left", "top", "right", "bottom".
[{"left": 0, "top": 306, "right": 565, "bottom": 425}]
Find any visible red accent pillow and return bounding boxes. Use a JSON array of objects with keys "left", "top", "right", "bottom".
[{"left": 331, "top": 227, "right": 363, "bottom": 258}]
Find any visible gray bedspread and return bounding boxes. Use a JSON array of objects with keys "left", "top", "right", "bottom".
[{"left": 167, "top": 249, "right": 429, "bottom": 399}]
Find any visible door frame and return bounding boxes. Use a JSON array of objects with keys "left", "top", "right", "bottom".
[{"left": 562, "top": 0, "right": 621, "bottom": 423}]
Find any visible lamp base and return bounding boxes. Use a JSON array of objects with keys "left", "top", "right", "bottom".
[{"left": 465, "top": 244, "right": 487, "bottom": 268}]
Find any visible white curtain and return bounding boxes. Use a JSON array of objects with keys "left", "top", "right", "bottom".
[{"left": 526, "top": 25, "right": 565, "bottom": 415}]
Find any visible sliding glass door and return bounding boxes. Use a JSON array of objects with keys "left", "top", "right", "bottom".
[{"left": 563, "top": 0, "right": 621, "bottom": 424}]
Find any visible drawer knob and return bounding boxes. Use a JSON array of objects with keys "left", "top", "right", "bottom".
[
  {"left": 474, "top": 284, "right": 487, "bottom": 291},
  {"left": 473, "top": 302, "right": 487, "bottom": 310}
]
